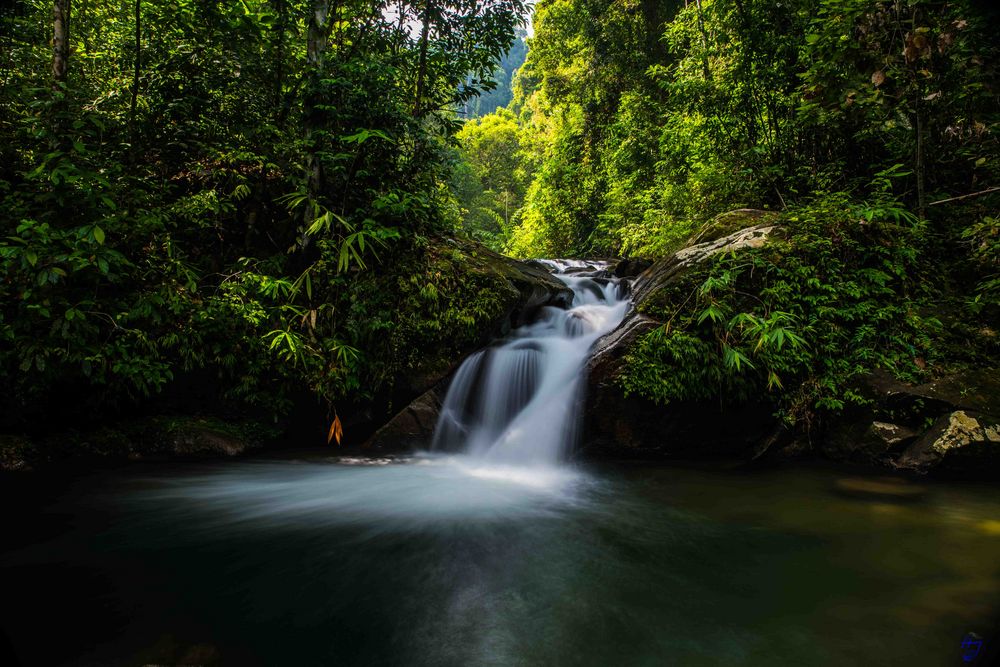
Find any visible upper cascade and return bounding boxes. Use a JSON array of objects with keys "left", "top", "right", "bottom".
[{"left": 431, "top": 260, "right": 630, "bottom": 465}]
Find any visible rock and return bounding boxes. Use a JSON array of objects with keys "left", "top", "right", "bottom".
[
  {"left": 470, "top": 245, "right": 573, "bottom": 323},
  {"left": 165, "top": 421, "right": 254, "bottom": 457},
  {"left": 613, "top": 257, "right": 653, "bottom": 278},
  {"left": 357, "top": 238, "right": 573, "bottom": 445},
  {"left": 582, "top": 222, "right": 782, "bottom": 459},
  {"left": 365, "top": 388, "right": 442, "bottom": 451},
  {"left": 0, "top": 435, "right": 33, "bottom": 472},
  {"left": 630, "top": 223, "right": 779, "bottom": 307},
  {"left": 823, "top": 417, "right": 919, "bottom": 465},
  {"left": 393, "top": 241, "right": 571, "bottom": 397},
  {"left": 818, "top": 367, "right": 1000, "bottom": 474},
  {"left": 896, "top": 410, "right": 1000, "bottom": 477},
  {"left": 687, "top": 209, "right": 779, "bottom": 245}
]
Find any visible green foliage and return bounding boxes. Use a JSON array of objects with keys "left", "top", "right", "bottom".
[
  {"left": 0, "top": 0, "right": 528, "bottom": 435},
  {"left": 622, "top": 194, "right": 939, "bottom": 423},
  {"left": 454, "top": 0, "right": 999, "bottom": 259},
  {"left": 963, "top": 214, "right": 1000, "bottom": 311}
]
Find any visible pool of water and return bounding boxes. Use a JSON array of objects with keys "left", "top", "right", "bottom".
[{"left": 2, "top": 453, "right": 998, "bottom": 666}]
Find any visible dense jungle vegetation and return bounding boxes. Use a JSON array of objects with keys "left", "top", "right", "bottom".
[{"left": 1, "top": 0, "right": 998, "bottom": 457}]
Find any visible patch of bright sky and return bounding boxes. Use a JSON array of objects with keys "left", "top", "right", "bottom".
[{"left": 381, "top": 6, "right": 534, "bottom": 38}]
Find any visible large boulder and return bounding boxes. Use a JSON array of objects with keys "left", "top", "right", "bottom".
[
  {"left": 896, "top": 410, "right": 1000, "bottom": 477},
  {"left": 359, "top": 246, "right": 572, "bottom": 451},
  {"left": 344, "top": 237, "right": 572, "bottom": 444},
  {"left": 582, "top": 222, "right": 781, "bottom": 458},
  {"left": 365, "top": 388, "right": 442, "bottom": 452},
  {"left": 818, "top": 368, "right": 1000, "bottom": 475},
  {"left": 386, "top": 240, "right": 571, "bottom": 399},
  {"left": 686, "top": 208, "right": 778, "bottom": 245}
]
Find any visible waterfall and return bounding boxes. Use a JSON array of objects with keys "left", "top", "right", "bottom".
[{"left": 431, "top": 260, "right": 630, "bottom": 465}]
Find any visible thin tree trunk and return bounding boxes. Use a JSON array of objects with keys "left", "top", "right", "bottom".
[
  {"left": 413, "top": 0, "right": 432, "bottom": 116},
  {"left": 272, "top": 0, "right": 287, "bottom": 123},
  {"left": 128, "top": 0, "right": 140, "bottom": 166},
  {"left": 303, "top": 0, "right": 333, "bottom": 244},
  {"left": 915, "top": 100, "right": 926, "bottom": 220},
  {"left": 307, "top": 0, "right": 331, "bottom": 72},
  {"left": 693, "top": 0, "right": 710, "bottom": 81},
  {"left": 52, "top": 0, "right": 70, "bottom": 91},
  {"left": 51, "top": 0, "right": 71, "bottom": 142}
]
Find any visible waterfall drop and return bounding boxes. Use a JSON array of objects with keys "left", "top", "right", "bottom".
[{"left": 431, "top": 260, "right": 630, "bottom": 466}]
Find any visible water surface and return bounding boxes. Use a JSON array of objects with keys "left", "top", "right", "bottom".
[{"left": 2, "top": 454, "right": 998, "bottom": 666}]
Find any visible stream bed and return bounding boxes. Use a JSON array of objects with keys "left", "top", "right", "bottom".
[{"left": 2, "top": 454, "right": 999, "bottom": 666}]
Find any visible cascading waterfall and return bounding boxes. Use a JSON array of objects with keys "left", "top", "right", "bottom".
[{"left": 431, "top": 260, "right": 630, "bottom": 466}]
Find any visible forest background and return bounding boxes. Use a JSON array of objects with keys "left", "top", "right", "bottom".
[{"left": 1, "top": 0, "right": 997, "bottom": 458}]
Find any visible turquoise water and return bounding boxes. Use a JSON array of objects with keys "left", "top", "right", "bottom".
[{"left": 2, "top": 454, "right": 998, "bottom": 666}]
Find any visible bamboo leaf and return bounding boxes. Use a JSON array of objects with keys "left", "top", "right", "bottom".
[{"left": 328, "top": 414, "right": 343, "bottom": 446}]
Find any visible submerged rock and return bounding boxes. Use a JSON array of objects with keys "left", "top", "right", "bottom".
[{"left": 833, "top": 476, "right": 927, "bottom": 501}]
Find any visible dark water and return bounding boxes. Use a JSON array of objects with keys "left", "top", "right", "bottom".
[{"left": 2, "top": 453, "right": 999, "bottom": 666}]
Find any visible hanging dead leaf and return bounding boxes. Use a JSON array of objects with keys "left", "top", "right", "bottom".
[
  {"left": 871, "top": 70, "right": 886, "bottom": 87},
  {"left": 328, "top": 414, "right": 343, "bottom": 446}
]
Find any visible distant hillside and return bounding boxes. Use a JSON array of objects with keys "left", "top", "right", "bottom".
[{"left": 464, "top": 30, "right": 527, "bottom": 118}]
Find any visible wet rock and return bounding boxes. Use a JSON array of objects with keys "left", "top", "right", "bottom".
[
  {"left": 368, "top": 240, "right": 573, "bottom": 443},
  {"left": 823, "top": 417, "right": 919, "bottom": 465},
  {"left": 613, "top": 257, "right": 653, "bottom": 278},
  {"left": 896, "top": 410, "right": 1000, "bottom": 477},
  {"left": 366, "top": 388, "right": 442, "bottom": 452}
]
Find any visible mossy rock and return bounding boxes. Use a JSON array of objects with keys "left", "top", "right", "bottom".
[{"left": 686, "top": 209, "right": 779, "bottom": 246}]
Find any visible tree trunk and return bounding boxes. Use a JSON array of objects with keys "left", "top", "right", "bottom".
[
  {"left": 915, "top": 100, "right": 926, "bottom": 220},
  {"left": 52, "top": 0, "right": 70, "bottom": 88},
  {"left": 307, "top": 0, "right": 331, "bottom": 72},
  {"left": 303, "top": 0, "right": 333, "bottom": 244},
  {"left": 51, "top": 0, "right": 71, "bottom": 142},
  {"left": 694, "top": 0, "right": 711, "bottom": 81},
  {"left": 413, "top": 0, "right": 432, "bottom": 116},
  {"left": 128, "top": 0, "right": 141, "bottom": 165},
  {"left": 271, "top": 0, "right": 287, "bottom": 121}
]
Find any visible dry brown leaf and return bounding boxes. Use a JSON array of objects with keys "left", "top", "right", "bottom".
[{"left": 328, "top": 414, "right": 343, "bottom": 446}]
